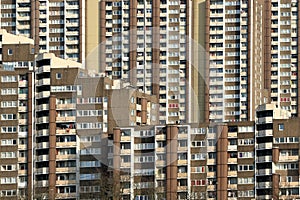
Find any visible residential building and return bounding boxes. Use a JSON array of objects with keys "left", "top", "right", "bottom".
[
  {"left": 203, "top": 0, "right": 270, "bottom": 123},
  {"left": 0, "top": 0, "right": 85, "bottom": 62},
  {"left": 99, "top": 0, "right": 192, "bottom": 124},
  {"left": 200, "top": 0, "right": 300, "bottom": 123},
  {"left": 111, "top": 104, "right": 300, "bottom": 200},
  {"left": 0, "top": 30, "right": 158, "bottom": 199}
]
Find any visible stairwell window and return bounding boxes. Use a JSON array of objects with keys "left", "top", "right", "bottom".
[
  {"left": 7, "top": 49, "right": 12, "bottom": 55},
  {"left": 279, "top": 123, "right": 284, "bottom": 131}
]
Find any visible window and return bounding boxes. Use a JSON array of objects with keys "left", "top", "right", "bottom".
[
  {"left": 1, "top": 76, "right": 16, "bottom": 82},
  {"left": 79, "top": 161, "right": 101, "bottom": 168},
  {"left": 56, "top": 73, "right": 62, "bottom": 79},
  {"left": 0, "top": 190, "right": 16, "bottom": 196},
  {"left": 1, "top": 152, "right": 16, "bottom": 158},
  {"left": 7, "top": 49, "right": 13, "bottom": 55},
  {"left": 191, "top": 153, "right": 206, "bottom": 160},
  {"left": 238, "top": 165, "right": 254, "bottom": 171},
  {"left": 121, "top": 155, "right": 131, "bottom": 163},
  {"left": 135, "top": 156, "right": 154, "bottom": 163},
  {"left": 191, "top": 166, "right": 206, "bottom": 173},
  {"left": 191, "top": 179, "right": 207, "bottom": 186},
  {"left": 1, "top": 177, "right": 16, "bottom": 184},
  {"left": 1, "top": 88, "right": 17, "bottom": 95},
  {"left": 77, "top": 122, "right": 102, "bottom": 129},
  {"left": 279, "top": 124, "right": 284, "bottom": 131},
  {"left": 80, "top": 148, "right": 101, "bottom": 155},
  {"left": 1, "top": 165, "right": 16, "bottom": 171},
  {"left": 1, "top": 114, "right": 16, "bottom": 120},
  {"left": 1, "top": 139, "right": 16, "bottom": 146},
  {"left": 238, "top": 177, "right": 254, "bottom": 184},
  {"left": 1, "top": 126, "right": 17, "bottom": 133}
]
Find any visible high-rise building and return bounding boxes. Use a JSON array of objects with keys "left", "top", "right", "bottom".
[
  {"left": 111, "top": 104, "right": 299, "bottom": 200},
  {"left": 0, "top": 0, "right": 85, "bottom": 62},
  {"left": 201, "top": 0, "right": 300, "bottom": 123},
  {"left": 0, "top": 30, "right": 159, "bottom": 199},
  {"left": 99, "top": 0, "right": 192, "bottom": 124},
  {"left": 266, "top": 0, "right": 299, "bottom": 117},
  {"left": 203, "top": 0, "right": 269, "bottom": 123}
]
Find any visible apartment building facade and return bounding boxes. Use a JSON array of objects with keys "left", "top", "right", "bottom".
[
  {"left": 201, "top": 0, "right": 300, "bottom": 123},
  {"left": 111, "top": 103, "right": 300, "bottom": 200},
  {"left": 0, "top": 0, "right": 85, "bottom": 62},
  {"left": 0, "top": 29, "right": 159, "bottom": 199},
  {"left": 99, "top": 0, "right": 192, "bottom": 124},
  {"left": 202, "top": 0, "right": 269, "bottom": 123}
]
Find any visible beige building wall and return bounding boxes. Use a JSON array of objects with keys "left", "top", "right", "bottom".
[
  {"left": 85, "top": 0, "right": 100, "bottom": 72},
  {"left": 191, "top": 0, "right": 207, "bottom": 123}
]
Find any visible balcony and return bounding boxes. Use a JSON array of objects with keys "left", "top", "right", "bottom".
[
  {"left": 120, "top": 149, "right": 131, "bottom": 154},
  {"left": 228, "top": 158, "right": 237, "bottom": 163},
  {"left": 256, "top": 155, "right": 272, "bottom": 163},
  {"left": 279, "top": 181, "right": 299, "bottom": 188},
  {"left": 56, "top": 142, "right": 76, "bottom": 148},
  {"left": 207, "top": 185, "right": 216, "bottom": 191},
  {"left": 19, "top": 80, "right": 28, "bottom": 87},
  {"left": 177, "top": 160, "right": 187, "bottom": 165},
  {"left": 177, "top": 186, "right": 187, "bottom": 191},
  {"left": 36, "top": 91, "right": 50, "bottom": 99},
  {"left": 37, "top": 78, "right": 50, "bottom": 86},
  {"left": 19, "top": 93, "right": 28, "bottom": 100},
  {"left": 36, "top": 142, "right": 49, "bottom": 149},
  {"left": 36, "top": 129, "right": 49, "bottom": 137},
  {"left": 18, "top": 106, "right": 27, "bottom": 112},
  {"left": 56, "top": 193, "right": 77, "bottom": 199},
  {"left": 36, "top": 167, "right": 49, "bottom": 174},
  {"left": 37, "top": 116, "right": 49, "bottom": 124},
  {"left": 257, "top": 117, "right": 273, "bottom": 124},
  {"left": 156, "top": 147, "right": 165, "bottom": 153},
  {"left": 120, "top": 162, "right": 131, "bottom": 168},
  {"left": 18, "top": 157, "right": 26, "bottom": 163},
  {"left": 279, "top": 155, "right": 298, "bottom": 162},
  {"left": 228, "top": 145, "right": 237, "bottom": 151},
  {"left": 56, "top": 129, "right": 76, "bottom": 135},
  {"left": 156, "top": 134, "right": 166, "bottom": 141},
  {"left": 177, "top": 173, "right": 187, "bottom": 178},
  {"left": 257, "top": 142, "right": 272, "bottom": 150},
  {"left": 156, "top": 160, "right": 165, "bottom": 167},
  {"left": 56, "top": 167, "right": 76, "bottom": 173},
  {"left": 18, "top": 131, "right": 27, "bottom": 137},
  {"left": 256, "top": 169, "right": 272, "bottom": 176},
  {"left": 36, "top": 180, "right": 49, "bottom": 187},
  {"left": 156, "top": 174, "right": 166, "bottom": 180},
  {"left": 228, "top": 132, "right": 237, "bottom": 138},
  {"left": 120, "top": 136, "right": 130, "bottom": 142},
  {"left": 228, "top": 184, "right": 237, "bottom": 190},
  {"left": 19, "top": 119, "right": 27, "bottom": 125},
  {"left": 18, "top": 144, "right": 27, "bottom": 150},
  {"left": 228, "top": 171, "right": 237, "bottom": 177},
  {"left": 56, "top": 116, "right": 76, "bottom": 122},
  {"left": 36, "top": 104, "right": 49, "bottom": 111},
  {"left": 36, "top": 155, "right": 49, "bottom": 162},
  {"left": 56, "top": 154, "right": 76, "bottom": 160},
  {"left": 56, "top": 180, "right": 77, "bottom": 186},
  {"left": 257, "top": 181, "right": 272, "bottom": 188},
  {"left": 56, "top": 103, "right": 76, "bottom": 110},
  {"left": 37, "top": 65, "right": 50, "bottom": 73},
  {"left": 256, "top": 130, "right": 273, "bottom": 137},
  {"left": 207, "top": 172, "right": 216, "bottom": 178}
]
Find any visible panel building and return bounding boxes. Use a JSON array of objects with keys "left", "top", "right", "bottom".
[
  {"left": 195, "top": 0, "right": 300, "bottom": 123},
  {"left": 111, "top": 104, "right": 300, "bottom": 200},
  {"left": 99, "top": 0, "right": 192, "bottom": 124},
  {"left": 0, "top": 0, "right": 85, "bottom": 62},
  {"left": 0, "top": 30, "right": 158, "bottom": 199}
]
